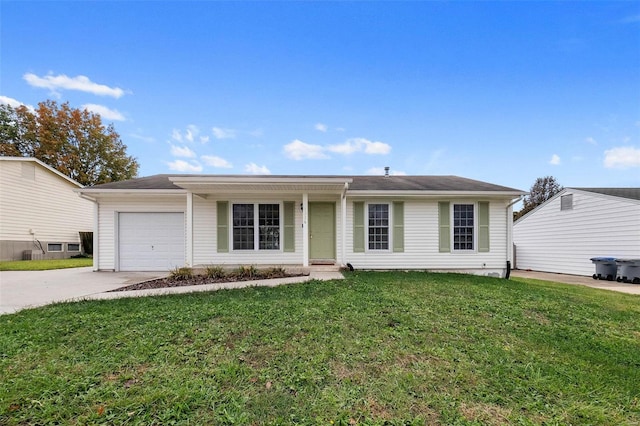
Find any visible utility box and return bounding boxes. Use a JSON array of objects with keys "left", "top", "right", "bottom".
[
  {"left": 23, "top": 250, "right": 44, "bottom": 261},
  {"left": 615, "top": 259, "right": 640, "bottom": 284},
  {"left": 590, "top": 257, "right": 617, "bottom": 281}
]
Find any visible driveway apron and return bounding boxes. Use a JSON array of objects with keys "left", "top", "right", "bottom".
[{"left": 0, "top": 267, "right": 164, "bottom": 315}]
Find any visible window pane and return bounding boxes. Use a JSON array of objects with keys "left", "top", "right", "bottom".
[
  {"left": 233, "top": 204, "right": 254, "bottom": 250},
  {"left": 259, "top": 204, "right": 280, "bottom": 250},
  {"left": 453, "top": 204, "right": 474, "bottom": 250},
  {"left": 368, "top": 204, "right": 389, "bottom": 250}
]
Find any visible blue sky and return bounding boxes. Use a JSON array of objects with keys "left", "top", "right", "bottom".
[{"left": 2, "top": 1, "right": 639, "bottom": 192}]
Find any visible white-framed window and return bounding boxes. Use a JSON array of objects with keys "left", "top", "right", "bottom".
[
  {"left": 67, "top": 243, "right": 81, "bottom": 252},
  {"left": 47, "top": 243, "right": 63, "bottom": 252},
  {"left": 453, "top": 204, "right": 474, "bottom": 251},
  {"left": 368, "top": 203, "right": 390, "bottom": 250},
  {"left": 560, "top": 194, "right": 573, "bottom": 211},
  {"left": 232, "top": 203, "right": 280, "bottom": 251}
]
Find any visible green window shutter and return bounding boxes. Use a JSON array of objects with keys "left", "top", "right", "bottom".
[
  {"left": 353, "top": 201, "right": 365, "bottom": 253},
  {"left": 283, "top": 201, "right": 295, "bottom": 252},
  {"left": 392, "top": 201, "right": 404, "bottom": 252},
  {"left": 217, "top": 201, "right": 229, "bottom": 253},
  {"left": 478, "top": 201, "right": 490, "bottom": 252},
  {"left": 438, "top": 202, "right": 450, "bottom": 253}
]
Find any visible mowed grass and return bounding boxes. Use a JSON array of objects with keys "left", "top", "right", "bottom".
[
  {"left": 0, "top": 257, "right": 93, "bottom": 271},
  {"left": 1, "top": 272, "right": 639, "bottom": 425}
]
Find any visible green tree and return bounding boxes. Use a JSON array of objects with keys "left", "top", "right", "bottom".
[
  {"left": 0, "top": 101, "right": 138, "bottom": 186},
  {"left": 515, "top": 176, "right": 563, "bottom": 220}
]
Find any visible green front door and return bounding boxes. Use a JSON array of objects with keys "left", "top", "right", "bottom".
[{"left": 309, "top": 202, "right": 336, "bottom": 262}]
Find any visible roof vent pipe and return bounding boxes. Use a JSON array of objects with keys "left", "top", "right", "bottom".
[{"left": 384, "top": 166, "right": 390, "bottom": 177}]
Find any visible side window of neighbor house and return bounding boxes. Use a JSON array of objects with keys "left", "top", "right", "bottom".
[
  {"left": 453, "top": 204, "right": 474, "bottom": 251},
  {"left": 368, "top": 203, "right": 389, "bottom": 250},
  {"left": 232, "top": 203, "right": 280, "bottom": 250},
  {"left": 560, "top": 194, "right": 573, "bottom": 211}
]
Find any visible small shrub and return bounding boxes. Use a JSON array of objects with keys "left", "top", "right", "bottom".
[
  {"left": 263, "top": 266, "right": 287, "bottom": 279},
  {"left": 169, "top": 266, "right": 194, "bottom": 281},
  {"left": 205, "top": 265, "right": 226, "bottom": 279},
  {"left": 236, "top": 265, "right": 259, "bottom": 279}
]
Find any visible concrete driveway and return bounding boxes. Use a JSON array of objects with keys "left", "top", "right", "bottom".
[
  {"left": 511, "top": 269, "right": 640, "bottom": 295},
  {"left": 0, "top": 267, "right": 165, "bottom": 315}
]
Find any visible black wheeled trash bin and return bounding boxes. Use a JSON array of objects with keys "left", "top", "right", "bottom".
[
  {"left": 615, "top": 259, "right": 640, "bottom": 284},
  {"left": 590, "top": 257, "right": 617, "bottom": 281}
]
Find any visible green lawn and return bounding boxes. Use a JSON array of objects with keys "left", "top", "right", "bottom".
[
  {"left": 1, "top": 272, "right": 639, "bottom": 425},
  {"left": 0, "top": 257, "right": 93, "bottom": 271}
]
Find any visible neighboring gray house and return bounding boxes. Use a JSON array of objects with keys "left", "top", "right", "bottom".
[
  {"left": 0, "top": 157, "right": 93, "bottom": 260},
  {"left": 513, "top": 187, "right": 640, "bottom": 276},
  {"left": 78, "top": 173, "right": 525, "bottom": 277}
]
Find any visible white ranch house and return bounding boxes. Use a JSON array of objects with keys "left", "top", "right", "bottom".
[
  {"left": 78, "top": 174, "right": 525, "bottom": 277},
  {"left": 0, "top": 157, "right": 93, "bottom": 260},
  {"left": 513, "top": 187, "right": 640, "bottom": 276}
]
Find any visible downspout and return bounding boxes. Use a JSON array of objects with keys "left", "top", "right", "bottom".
[
  {"left": 79, "top": 193, "right": 99, "bottom": 272},
  {"left": 340, "top": 182, "right": 349, "bottom": 266},
  {"left": 505, "top": 195, "right": 524, "bottom": 279}
]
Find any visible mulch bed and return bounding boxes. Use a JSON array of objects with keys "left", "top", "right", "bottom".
[{"left": 109, "top": 271, "right": 309, "bottom": 292}]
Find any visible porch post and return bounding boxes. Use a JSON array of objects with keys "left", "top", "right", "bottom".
[
  {"left": 302, "top": 192, "right": 309, "bottom": 267},
  {"left": 186, "top": 191, "right": 193, "bottom": 267},
  {"left": 340, "top": 185, "right": 347, "bottom": 266}
]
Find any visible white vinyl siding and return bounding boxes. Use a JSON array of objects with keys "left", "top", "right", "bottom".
[
  {"left": 346, "top": 199, "right": 508, "bottom": 273},
  {"left": 0, "top": 159, "right": 92, "bottom": 243},
  {"left": 514, "top": 189, "right": 640, "bottom": 276},
  {"left": 192, "top": 195, "right": 314, "bottom": 266}
]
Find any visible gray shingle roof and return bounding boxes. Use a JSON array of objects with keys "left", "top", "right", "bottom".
[
  {"left": 573, "top": 187, "right": 640, "bottom": 201},
  {"left": 87, "top": 174, "right": 523, "bottom": 193},
  {"left": 88, "top": 174, "right": 184, "bottom": 190},
  {"left": 349, "top": 175, "right": 521, "bottom": 192}
]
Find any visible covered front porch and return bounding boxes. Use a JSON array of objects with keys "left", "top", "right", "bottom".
[{"left": 171, "top": 176, "right": 353, "bottom": 268}]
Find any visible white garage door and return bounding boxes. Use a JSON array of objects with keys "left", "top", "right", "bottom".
[{"left": 118, "top": 212, "right": 185, "bottom": 271}]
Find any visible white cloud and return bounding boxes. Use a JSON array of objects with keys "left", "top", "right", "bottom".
[
  {"left": 549, "top": 154, "right": 561, "bottom": 165},
  {"left": 23, "top": 73, "right": 126, "bottom": 98},
  {"left": 315, "top": 123, "right": 328, "bottom": 132},
  {"left": 170, "top": 145, "right": 196, "bottom": 158},
  {"left": 172, "top": 125, "right": 205, "bottom": 144},
  {"left": 327, "top": 138, "right": 391, "bottom": 155},
  {"left": 212, "top": 127, "right": 236, "bottom": 139},
  {"left": 0, "top": 95, "right": 35, "bottom": 112},
  {"left": 249, "top": 128, "right": 264, "bottom": 137},
  {"left": 585, "top": 137, "right": 597, "bottom": 145},
  {"left": 167, "top": 160, "right": 202, "bottom": 172},
  {"left": 604, "top": 146, "right": 640, "bottom": 169},
  {"left": 245, "top": 162, "right": 271, "bottom": 174},
  {"left": 201, "top": 155, "right": 232, "bottom": 168},
  {"left": 283, "top": 139, "right": 329, "bottom": 160},
  {"left": 82, "top": 103, "right": 125, "bottom": 121}
]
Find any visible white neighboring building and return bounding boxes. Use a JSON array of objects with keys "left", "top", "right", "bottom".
[
  {"left": 0, "top": 157, "right": 93, "bottom": 260},
  {"left": 513, "top": 188, "right": 640, "bottom": 276}
]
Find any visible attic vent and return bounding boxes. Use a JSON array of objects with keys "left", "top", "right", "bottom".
[{"left": 560, "top": 194, "right": 573, "bottom": 211}]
